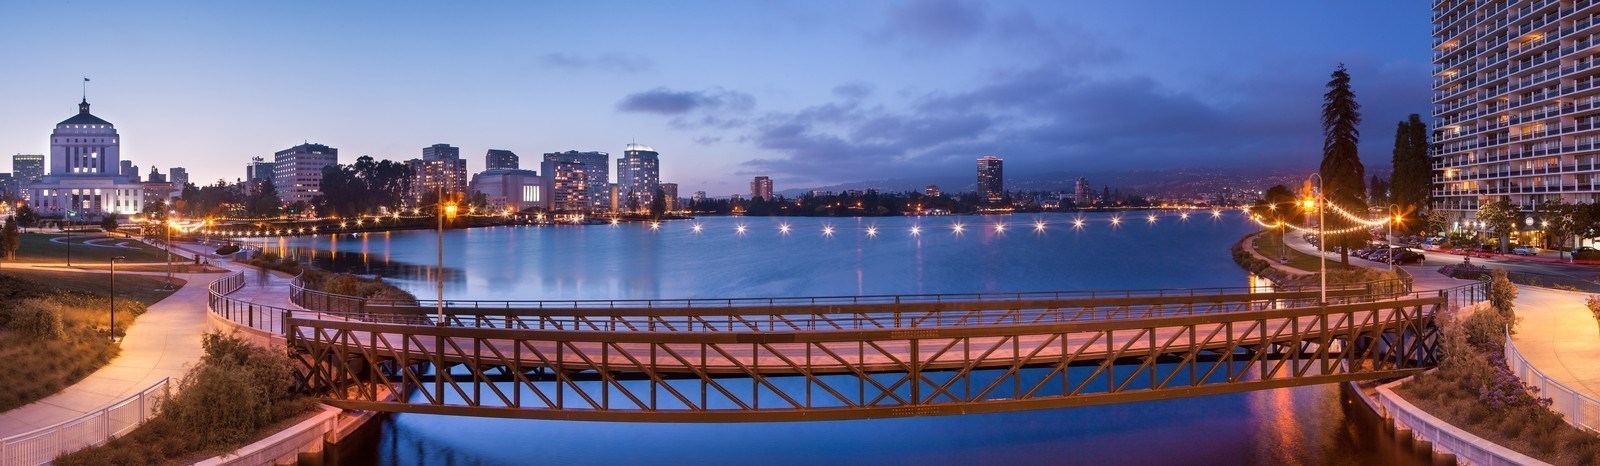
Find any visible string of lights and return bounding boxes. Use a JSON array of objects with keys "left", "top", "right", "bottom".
[{"left": 169, "top": 205, "right": 1380, "bottom": 239}]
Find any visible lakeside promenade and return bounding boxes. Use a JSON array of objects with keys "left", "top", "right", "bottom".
[{"left": 1280, "top": 233, "right": 1600, "bottom": 405}]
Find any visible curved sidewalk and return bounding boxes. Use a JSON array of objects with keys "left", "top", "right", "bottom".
[
  {"left": 0, "top": 270, "right": 217, "bottom": 437},
  {"left": 1280, "top": 232, "right": 1600, "bottom": 405}
]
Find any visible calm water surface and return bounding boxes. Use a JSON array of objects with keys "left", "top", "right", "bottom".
[{"left": 269, "top": 213, "right": 1424, "bottom": 466}]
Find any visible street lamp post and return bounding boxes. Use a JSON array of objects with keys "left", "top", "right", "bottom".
[
  {"left": 1308, "top": 173, "right": 1326, "bottom": 304},
  {"left": 163, "top": 212, "right": 175, "bottom": 290},
  {"left": 110, "top": 256, "right": 125, "bottom": 342},
  {"left": 1388, "top": 203, "right": 1401, "bottom": 272},
  {"left": 65, "top": 212, "right": 73, "bottom": 267},
  {"left": 436, "top": 186, "right": 458, "bottom": 326}
]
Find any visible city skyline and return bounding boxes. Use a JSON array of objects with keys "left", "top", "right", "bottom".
[{"left": 0, "top": 1, "right": 1429, "bottom": 196}]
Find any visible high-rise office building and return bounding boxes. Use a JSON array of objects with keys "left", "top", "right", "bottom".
[
  {"left": 751, "top": 176, "right": 773, "bottom": 201},
  {"left": 486, "top": 149, "right": 520, "bottom": 170},
  {"left": 24, "top": 99, "right": 143, "bottom": 216},
  {"left": 1431, "top": 1, "right": 1600, "bottom": 222},
  {"left": 542, "top": 150, "right": 610, "bottom": 210},
  {"left": 169, "top": 167, "right": 189, "bottom": 190},
  {"left": 977, "top": 155, "right": 1004, "bottom": 203},
  {"left": 540, "top": 159, "right": 589, "bottom": 212},
  {"left": 13, "top": 154, "right": 45, "bottom": 184},
  {"left": 660, "top": 182, "right": 679, "bottom": 210},
  {"left": 13, "top": 154, "right": 46, "bottom": 201},
  {"left": 409, "top": 143, "right": 470, "bottom": 201},
  {"left": 1074, "top": 177, "right": 1091, "bottom": 203},
  {"left": 925, "top": 185, "right": 942, "bottom": 197},
  {"left": 119, "top": 160, "right": 139, "bottom": 181},
  {"left": 617, "top": 143, "right": 660, "bottom": 210},
  {"left": 247, "top": 156, "right": 275, "bottom": 182},
  {"left": 273, "top": 142, "right": 339, "bottom": 205}
]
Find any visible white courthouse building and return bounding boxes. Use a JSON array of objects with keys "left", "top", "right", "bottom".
[{"left": 26, "top": 99, "right": 143, "bottom": 218}]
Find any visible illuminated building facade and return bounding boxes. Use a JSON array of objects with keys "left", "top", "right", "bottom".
[{"left": 1431, "top": 0, "right": 1600, "bottom": 224}]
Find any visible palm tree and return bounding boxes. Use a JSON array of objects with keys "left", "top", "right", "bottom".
[{"left": 1320, "top": 64, "right": 1368, "bottom": 266}]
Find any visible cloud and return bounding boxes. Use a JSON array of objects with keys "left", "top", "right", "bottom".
[
  {"left": 832, "top": 82, "right": 874, "bottom": 100},
  {"left": 540, "top": 52, "right": 653, "bottom": 73},
  {"left": 874, "top": 0, "right": 1121, "bottom": 65},
  {"left": 616, "top": 87, "right": 755, "bottom": 115},
  {"left": 724, "top": 58, "right": 1426, "bottom": 186},
  {"left": 880, "top": 0, "right": 987, "bottom": 46}
]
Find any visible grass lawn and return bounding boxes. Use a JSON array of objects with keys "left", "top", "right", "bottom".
[
  {"left": 1251, "top": 231, "right": 1357, "bottom": 273},
  {"left": 8, "top": 233, "right": 174, "bottom": 263},
  {"left": 0, "top": 269, "right": 184, "bottom": 305},
  {"left": 0, "top": 271, "right": 164, "bottom": 412}
]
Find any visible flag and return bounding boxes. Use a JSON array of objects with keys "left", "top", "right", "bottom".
[{"left": 83, "top": 77, "right": 90, "bottom": 82}]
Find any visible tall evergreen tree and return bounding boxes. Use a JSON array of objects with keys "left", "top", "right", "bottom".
[
  {"left": 1319, "top": 64, "right": 1368, "bottom": 266},
  {"left": 1389, "top": 114, "right": 1431, "bottom": 233}
]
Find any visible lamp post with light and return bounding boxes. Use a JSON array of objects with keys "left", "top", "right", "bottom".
[
  {"left": 1305, "top": 173, "right": 1326, "bottom": 304},
  {"left": 1388, "top": 203, "right": 1401, "bottom": 271},
  {"left": 163, "top": 212, "right": 176, "bottom": 290},
  {"left": 436, "top": 186, "right": 458, "bottom": 326}
]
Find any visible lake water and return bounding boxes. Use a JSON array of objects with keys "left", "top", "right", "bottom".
[{"left": 269, "top": 212, "right": 1426, "bottom": 466}]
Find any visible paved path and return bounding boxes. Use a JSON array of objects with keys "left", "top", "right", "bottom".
[
  {"left": 0, "top": 268, "right": 221, "bottom": 437},
  {"left": 1281, "top": 231, "right": 1600, "bottom": 403}
]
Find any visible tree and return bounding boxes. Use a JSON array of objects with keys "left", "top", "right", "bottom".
[
  {"left": 142, "top": 199, "right": 168, "bottom": 220},
  {"left": 100, "top": 212, "right": 119, "bottom": 231},
  {"left": 1367, "top": 174, "right": 1388, "bottom": 207},
  {"left": 1389, "top": 114, "right": 1431, "bottom": 233},
  {"left": 649, "top": 187, "right": 666, "bottom": 219},
  {"left": 1319, "top": 64, "right": 1369, "bottom": 265},
  {"left": 1476, "top": 198, "right": 1519, "bottom": 253},
  {"left": 1423, "top": 208, "right": 1451, "bottom": 236},
  {"left": 1, "top": 216, "right": 19, "bottom": 261},
  {"left": 245, "top": 179, "right": 283, "bottom": 218},
  {"left": 15, "top": 203, "right": 38, "bottom": 228}
]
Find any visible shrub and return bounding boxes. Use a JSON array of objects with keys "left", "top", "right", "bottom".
[
  {"left": 1489, "top": 268, "right": 1518, "bottom": 327},
  {"left": 164, "top": 331, "right": 306, "bottom": 450},
  {"left": 1575, "top": 249, "right": 1600, "bottom": 261},
  {"left": 7, "top": 298, "right": 65, "bottom": 340}
]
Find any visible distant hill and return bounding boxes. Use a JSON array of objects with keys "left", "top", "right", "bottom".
[{"left": 776, "top": 166, "right": 1377, "bottom": 198}]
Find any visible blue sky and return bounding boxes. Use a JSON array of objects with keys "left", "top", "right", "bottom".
[{"left": 0, "top": 1, "right": 1430, "bottom": 195}]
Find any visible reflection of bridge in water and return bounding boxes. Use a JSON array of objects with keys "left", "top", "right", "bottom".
[{"left": 208, "top": 274, "right": 1481, "bottom": 422}]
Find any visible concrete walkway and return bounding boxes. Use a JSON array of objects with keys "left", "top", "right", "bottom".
[
  {"left": 1280, "top": 231, "right": 1600, "bottom": 403},
  {"left": 0, "top": 269, "right": 220, "bottom": 437}
]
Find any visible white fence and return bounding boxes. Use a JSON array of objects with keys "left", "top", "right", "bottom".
[
  {"left": 0, "top": 377, "right": 169, "bottom": 466},
  {"left": 1375, "top": 381, "right": 1548, "bottom": 466},
  {"left": 1505, "top": 333, "right": 1600, "bottom": 433}
]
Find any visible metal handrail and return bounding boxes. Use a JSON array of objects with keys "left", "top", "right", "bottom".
[
  {"left": 288, "top": 271, "right": 1411, "bottom": 312},
  {"left": 1505, "top": 330, "right": 1600, "bottom": 433},
  {"left": 0, "top": 378, "right": 169, "bottom": 466}
]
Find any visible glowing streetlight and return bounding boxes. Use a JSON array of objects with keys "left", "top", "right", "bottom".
[
  {"left": 1033, "top": 221, "right": 1047, "bottom": 232},
  {"left": 735, "top": 224, "right": 748, "bottom": 235},
  {"left": 692, "top": 223, "right": 703, "bottom": 233},
  {"left": 822, "top": 225, "right": 835, "bottom": 237},
  {"left": 951, "top": 223, "right": 965, "bottom": 234},
  {"left": 866, "top": 226, "right": 879, "bottom": 237},
  {"left": 779, "top": 223, "right": 791, "bottom": 235},
  {"left": 910, "top": 225, "right": 922, "bottom": 236}
]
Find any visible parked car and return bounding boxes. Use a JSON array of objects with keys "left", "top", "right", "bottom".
[
  {"left": 1368, "top": 249, "right": 1393, "bottom": 262},
  {"left": 1511, "top": 245, "right": 1538, "bottom": 256},
  {"left": 1388, "top": 249, "right": 1425, "bottom": 265}
]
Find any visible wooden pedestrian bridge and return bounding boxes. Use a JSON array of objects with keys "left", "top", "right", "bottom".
[{"left": 206, "top": 272, "right": 1484, "bottom": 422}]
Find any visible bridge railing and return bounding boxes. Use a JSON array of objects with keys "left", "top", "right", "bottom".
[
  {"left": 288, "top": 270, "right": 1409, "bottom": 312},
  {"left": 209, "top": 271, "right": 294, "bottom": 333},
  {"left": 287, "top": 293, "right": 1446, "bottom": 421},
  {"left": 276, "top": 279, "right": 1417, "bottom": 333},
  {"left": 292, "top": 286, "right": 1440, "bottom": 333}
]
